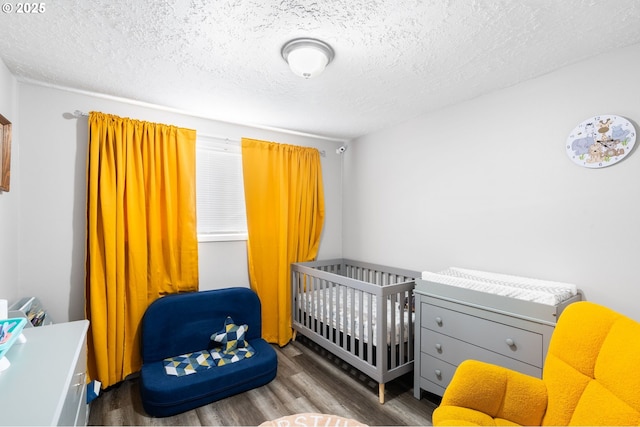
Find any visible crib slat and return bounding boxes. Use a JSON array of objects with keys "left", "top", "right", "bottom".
[
  {"left": 328, "top": 281, "right": 333, "bottom": 339},
  {"left": 357, "top": 290, "right": 364, "bottom": 361},
  {"left": 389, "top": 293, "right": 397, "bottom": 367},
  {"left": 342, "top": 285, "right": 347, "bottom": 349},
  {"left": 312, "top": 276, "right": 318, "bottom": 334},
  {"left": 377, "top": 288, "right": 386, "bottom": 376},
  {"left": 349, "top": 287, "right": 356, "bottom": 357},
  {"left": 400, "top": 298, "right": 405, "bottom": 367},
  {"left": 367, "top": 293, "right": 373, "bottom": 365},
  {"left": 333, "top": 284, "right": 341, "bottom": 346}
]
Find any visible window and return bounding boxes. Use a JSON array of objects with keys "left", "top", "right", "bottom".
[{"left": 196, "top": 136, "right": 247, "bottom": 241}]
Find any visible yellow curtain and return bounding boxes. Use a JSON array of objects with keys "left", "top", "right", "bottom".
[
  {"left": 241, "top": 138, "right": 325, "bottom": 346},
  {"left": 85, "top": 112, "right": 199, "bottom": 388}
]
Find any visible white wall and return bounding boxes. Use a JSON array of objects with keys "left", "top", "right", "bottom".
[
  {"left": 343, "top": 42, "right": 640, "bottom": 322},
  {"left": 16, "top": 83, "right": 343, "bottom": 323},
  {"left": 0, "top": 60, "right": 20, "bottom": 303}
]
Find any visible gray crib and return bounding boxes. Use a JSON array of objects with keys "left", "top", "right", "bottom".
[{"left": 291, "top": 259, "right": 419, "bottom": 403}]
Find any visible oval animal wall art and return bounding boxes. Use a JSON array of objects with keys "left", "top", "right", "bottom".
[{"left": 566, "top": 115, "right": 636, "bottom": 168}]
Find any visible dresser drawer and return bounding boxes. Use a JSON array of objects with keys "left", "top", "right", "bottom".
[
  {"left": 421, "top": 328, "right": 542, "bottom": 377},
  {"left": 58, "top": 331, "right": 88, "bottom": 426},
  {"left": 420, "top": 353, "right": 457, "bottom": 389},
  {"left": 421, "top": 302, "right": 544, "bottom": 367},
  {"left": 59, "top": 372, "right": 86, "bottom": 426}
]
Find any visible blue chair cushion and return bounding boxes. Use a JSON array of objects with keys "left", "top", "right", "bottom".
[{"left": 141, "top": 338, "right": 277, "bottom": 417}]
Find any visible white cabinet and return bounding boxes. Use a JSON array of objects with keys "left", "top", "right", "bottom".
[{"left": 0, "top": 320, "right": 89, "bottom": 426}]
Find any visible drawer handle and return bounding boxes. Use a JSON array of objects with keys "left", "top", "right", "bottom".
[
  {"left": 505, "top": 338, "right": 515, "bottom": 347},
  {"left": 435, "top": 316, "right": 443, "bottom": 326},
  {"left": 435, "top": 343, "right": 442, "bottom": 352},
  {"left": 72, "top": 372, "right": 86, "bottom": 387},
  {"left": 435, "top": 369, "right": 442, "bottom": 379}
]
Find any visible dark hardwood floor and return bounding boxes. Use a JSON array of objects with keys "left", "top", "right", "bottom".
[{"left": 88, "top": 335, "right": 440, "bottom": 426}]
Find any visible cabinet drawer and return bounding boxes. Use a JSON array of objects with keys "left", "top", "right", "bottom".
[
  {"left": 421, "top": 302, "right": 544, "bottom": 367},
  {"left": 58, "top": 334, "right": 88, "bottom": 426},
  {"left": 421, "top": 328, "right": 542, "bottom": 377},
  {"left": 420, "top": 353, "right": 457, "bottom": 389}
]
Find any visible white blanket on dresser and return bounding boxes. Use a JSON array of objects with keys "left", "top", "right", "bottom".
[{"left": 421, "top": 267, "right": 578, "bottom": 306}]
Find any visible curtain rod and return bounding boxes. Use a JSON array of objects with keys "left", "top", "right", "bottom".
[
  {"left": 72, "top": 111, "right": 326, "bottom": 157},
  {"left": 73, "top": 111, "right": 239, "bottom": 141},
  {"left": 73, "top": 111, "right": 240, "bottom": 143},
  {"left": 195, "top": 134, "right": 325, "bottom": 157}
]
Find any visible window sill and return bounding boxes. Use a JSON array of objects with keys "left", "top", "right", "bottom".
[{"left": 198, "top": 233, "right": 248, "bottom": 243}]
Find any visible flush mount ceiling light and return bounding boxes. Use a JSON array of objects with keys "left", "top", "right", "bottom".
[{"left": 281, "top": 38, "right": 335, "bottom": 79}]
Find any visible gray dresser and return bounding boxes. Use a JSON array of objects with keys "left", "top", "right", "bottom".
[
  {"left": 413, "top": 279, "right": 581, "bottom": 398},
  {"left": 0, "top": 320, "right": 90, "bottom": 426}
]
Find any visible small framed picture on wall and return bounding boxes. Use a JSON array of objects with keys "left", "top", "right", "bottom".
[{"left": 0, "top": 113, "right": 11, "bottom": 192}]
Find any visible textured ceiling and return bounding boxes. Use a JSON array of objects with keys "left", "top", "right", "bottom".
[{"left": 1, "top": 1, "right": 640, "bottom": 140}]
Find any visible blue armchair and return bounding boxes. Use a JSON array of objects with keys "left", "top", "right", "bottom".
[{"left": 139, "top": 287, "right": 278, "bottom": 417}]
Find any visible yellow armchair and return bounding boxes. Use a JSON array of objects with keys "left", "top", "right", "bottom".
[{"left": 432, "top": 301, "right": 640, "bottom": 426}]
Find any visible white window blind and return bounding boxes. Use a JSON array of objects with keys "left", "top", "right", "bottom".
[{"left": 196, "top": 136, "right": 248, "bottom": 241}]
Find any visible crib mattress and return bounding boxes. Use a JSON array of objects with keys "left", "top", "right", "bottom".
[
  {"left": 420, "top": 267, "right": 578, "bottom": 306},
  {"left": 300, "top": 288, "right": 413, "bottom": 344}
]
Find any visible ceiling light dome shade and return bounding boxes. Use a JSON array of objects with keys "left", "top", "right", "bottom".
[{"left": 282, "top": 38, "right": 334, "bottom": 79}]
